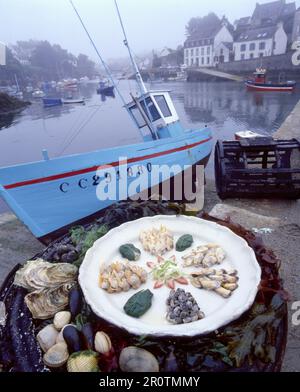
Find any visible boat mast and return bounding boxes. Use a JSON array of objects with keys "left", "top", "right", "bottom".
[
  {"left": 114, "top": 0, "right": 148, "bottom": 95},
  {"left": 114, "top": 0, "right": 157, "bottom": 139}
]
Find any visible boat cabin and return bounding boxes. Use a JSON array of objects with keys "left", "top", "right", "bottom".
[
  {"left": 253, "top": 68, "right": 267, "bottom": 84},
  {"left": 125, "top": 91, "right": 184, "bottom": 141}
]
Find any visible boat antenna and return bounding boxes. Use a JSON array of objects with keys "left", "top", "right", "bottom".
[
  {"left": 114, "top": 0, "right": 148, "bottom": 95},
  {"left": 69, "top": 0, "right": 127, "bottom": 107}
]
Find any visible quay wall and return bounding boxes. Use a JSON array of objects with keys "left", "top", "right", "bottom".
[{"left": 187, "top": 52, "right": 300, "bottom": 81}]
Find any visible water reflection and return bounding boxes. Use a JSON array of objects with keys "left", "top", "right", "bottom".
[{"left": 182, "top": 81, "right": 300, "bottom": 135}]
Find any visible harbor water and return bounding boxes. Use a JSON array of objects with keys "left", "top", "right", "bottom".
[{"left": 0, "top": 79, "right": 299, "bottom": 213}]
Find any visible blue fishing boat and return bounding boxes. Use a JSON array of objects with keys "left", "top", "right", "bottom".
[
  {"left": 0, "top": 1, "right": 213, "bottom": 243},
  {"left": 43, "top": 98, "right": 63, "bottom": 107}
]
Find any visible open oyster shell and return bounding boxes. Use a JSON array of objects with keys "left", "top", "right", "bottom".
[
  {"left": 25, "top": 282, "right": 76, "bottom": 319},
  {"left": 14, "top": 259, "right": 78, "bottom": 291}
]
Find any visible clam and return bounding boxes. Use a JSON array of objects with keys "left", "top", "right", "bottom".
[
  {"left": 94, "top": 331, "right": 112, "bottom": 354},
  {"left": 182, "top": 244, "right": 226, "bottom": 268},
  {"left": 67, "top": 350, "right": 99, "bottom": 372},
  {"left": 119, "top": 346, "right": 159, "bottom": 372},
  {"left": 14, "top": 259, "right": 78, "bottom": 291},
  {"left": 25, "top": 282, "right": 75, "bottom": 319},
  {"left": 54, "top": 311, "right": 71, "bottom": 331},
  {"left": 37, "top": 324, "right": 59, "bottom": 353},
  {"left": 43, "top": 342, "right": 69, "bottom": 368}
]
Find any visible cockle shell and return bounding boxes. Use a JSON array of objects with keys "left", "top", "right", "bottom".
[
  {"left": 67, "top": 350, "right": 99, "bottom": 372},
  {"left": 54, "top": 311, "right": 71, "bottom": 331},
  {"left": 94, "top": 331, "right": 112, "bottom": 354},
  {"left": 139, "top": 225, "right": 173, "bottom": 256},
  {"left": 37, "top": 324, "right": 59, "bottom": 352},
  {"left": 119, "top": 346, "right": 159, "bottom": 372},
  {"left": 43, "top": 342, "right": 69, "bottom": 368},
  {"left": 25, "top": 282, "right": 76, "bottom": 319},
  {"left": 14, "top": 259, "right": 78, "bottom": 291}
]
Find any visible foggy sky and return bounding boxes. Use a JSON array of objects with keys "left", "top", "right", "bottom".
[{"left": 1, "top": 0, "right": 299, "bottom": 61}]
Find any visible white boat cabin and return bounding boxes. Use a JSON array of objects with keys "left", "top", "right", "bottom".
[{"left": 125, "top": 91, "right": 184, "bottom": 141}]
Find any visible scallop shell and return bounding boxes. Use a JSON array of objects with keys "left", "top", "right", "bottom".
[
  {"left": 119, "top": 346, "right": 159, "bottom": 372},
  {"left": 25, "top": 282, "right": 76, "bottom": 319},
  {"left": 14, "top": 259, "right": 78, "bottom": 291},
  {"left": 43, "top": 342, "right": 69, "bottom": 368},
  {"left": 37, "top": 324, "right": 59, "bottom": 352}
]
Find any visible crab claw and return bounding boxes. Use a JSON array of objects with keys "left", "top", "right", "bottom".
[
  {"left": 166, "top": 279, "right": 175, "bottom": 289},
  {"left": 147, "top": 261, "right": 155, "bottom": 269},
  {"left": 175, "top": 277, "right": 189, "bottom": 285},
  {"left": 154, "top": 281, "right": 164, "bottom": 289}
]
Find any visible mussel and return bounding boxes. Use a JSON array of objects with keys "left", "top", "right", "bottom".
[
  {"left": 82, "top": 323, "right": 94, "bottom": 350},
  {"left": 69, "top": 287, "right": 83, "bottom": 319},
  {"left": 63, "top": 325, "right": 82, "bottom": 353}
]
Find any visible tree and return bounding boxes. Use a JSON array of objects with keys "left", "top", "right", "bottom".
[
  {"left": 75, "top": 54, "right": 96, "bottom": 79},
  {"left": 185, "top": 13, "right": 220, "bottom": 37}
]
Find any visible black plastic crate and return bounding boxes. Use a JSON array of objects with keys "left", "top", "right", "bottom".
[{"left": 215, "top": 138, "right": 300, "bottom": 199}]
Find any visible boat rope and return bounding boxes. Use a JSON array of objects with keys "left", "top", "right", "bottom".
[
  {"left": 57, "top": 104, "right": 104, "bottom": 156},
  {"left": 69, "top": 0, "right": 126, "bottom": 106},
  {"left": 69, "top": 0, "right": 142, "bottom": 133}
]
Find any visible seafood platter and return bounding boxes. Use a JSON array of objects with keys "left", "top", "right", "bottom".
[
  {"left": 0, "top": 202, "right": 288, "bottom": 372},
  {"left": 79, "top": 215, "right": 261, "bottom": 337}
]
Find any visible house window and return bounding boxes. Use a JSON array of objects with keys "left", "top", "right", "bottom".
[
  {"left": 191, "top": 49, "right": 194, "bottom": 56},
  {"left": 273, "top": 41, "right": 276, "bottom": 50},
  {"left": 201, "top": 57, "right": 204, "bottom": 65},
  {"left": 220, "top": 49, "right": 224, "bottom": 55},
  {"left": 201, "top": 47, "right": 204, "bottom": 55},
  {"left": 207, "top": 46, "right": 210, "bottom": 55},
  {"left": 259, "top": 42, "right": 266, "bottom": 50},
  {"left": 191, "top": 58, "right": 194, "bottom": 65},
  {"left": 196, "top": 58, "right": 199, "bottom": 66},
  {"left": 249, "top": 43, "right": 255, "bottom": 50},
  {"left": 207, "top": 57, "right": 210, "bottom": 64},
  {"left": 259, "top": 52, "right": 264, "bottom": 57},
  {"left": 250, "top": 53, "right": 254, "bottom": 59},
  {"left": 196, "top": 48, "right": 199, "bottom": 56},
  {"left": 241, "top": 54, "right": 245, "bottom": 60},
  {"left": 241, "top": 44, "right": 246, "bottom": 52}
]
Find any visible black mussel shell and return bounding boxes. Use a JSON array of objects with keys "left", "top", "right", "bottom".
[{"left": 62, "top": 325, "right": 82, "bottom": 353}]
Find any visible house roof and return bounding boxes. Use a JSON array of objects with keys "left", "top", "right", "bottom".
[
  {"left": 235, "top": 25, "right": 278, "bottom": 42},
  {"left": 252, "top": 1, "right": 295, "bottom": 23},
  {"left": 234, "top": 16, "right": 251, "bottom": 27}
]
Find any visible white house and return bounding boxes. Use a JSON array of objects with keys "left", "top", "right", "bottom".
[
  {"left": 0, "top": 41, "right": 6, "bottom": 66},
  {"left": 184, "top": 16, "right": 234, "bottom": 67},
  {"left": 234, "top": 23, "right": 287, "bottom": 61}
]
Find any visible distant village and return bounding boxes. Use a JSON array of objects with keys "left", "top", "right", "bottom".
[{"left": 152, "top": 0, "right": 300, "bottom": 73}]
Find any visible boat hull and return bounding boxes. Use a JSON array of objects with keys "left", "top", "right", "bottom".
[
  {"left": 43, "top": 98, "right": 62, "bottom": 107},
  {"left": 245, "top": 81, "right": 296, "bottom": 92},
  {"left": 0, "top": 129, "right": 213, "bottom": 243}
]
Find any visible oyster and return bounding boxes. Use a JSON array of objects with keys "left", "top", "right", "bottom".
[
  {"left": 99, "top": 261, "right": 147, "bottom": 293},
  {"left": 139, "top": 225, "right": 173, "bottom": 256},
  {"left": 14, "top": 259, "right": 78, "bottom": 291},
  {"left": 25, "top": 282, "right": 76, "bottom": 319}
]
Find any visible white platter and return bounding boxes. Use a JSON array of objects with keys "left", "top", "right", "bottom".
[{"left": 79, "top": 215, "right": 261, "bottom": 337}]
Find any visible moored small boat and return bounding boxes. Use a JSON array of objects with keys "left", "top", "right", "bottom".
[
  {"left": 32, "top": 90, "right": 46, "bottom": 99},
  {"left": 234, "top": 130, "right": 264, "bottom": 140},
  {"left": 245, "top": 68, "right": 296, "bottom": 92},
  {"left": 97, "top": 82, "right": 114, "bottom": 95}
]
